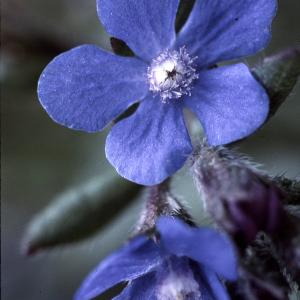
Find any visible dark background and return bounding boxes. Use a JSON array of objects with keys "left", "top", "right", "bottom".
[{"left": 1, "top": 1, "right": 300, "bottom": 299}]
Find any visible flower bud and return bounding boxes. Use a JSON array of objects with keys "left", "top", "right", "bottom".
[{"left": 192, "top": 143, "right": 286, "bottom": 247}]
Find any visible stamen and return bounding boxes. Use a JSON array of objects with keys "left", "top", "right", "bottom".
[{"left": 147, "top": 47, "right": 198, "bottom": 102}]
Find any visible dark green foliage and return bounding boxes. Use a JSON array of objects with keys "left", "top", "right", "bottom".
[
  {"left": 22, "top": 173, "right": 142, "bottom": 255},
  {"left": 252, "top": 47, "right": 300, "bottom": 119}
]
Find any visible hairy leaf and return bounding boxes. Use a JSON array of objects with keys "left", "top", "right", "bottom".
[
  {"left": 252, "top": 47, "right": 300, "bottom": 119},
  {"left": 22, "top": 173, "right": 142, "bottom": 255}
]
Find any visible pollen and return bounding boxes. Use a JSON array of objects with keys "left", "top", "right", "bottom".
[{"left": 148, "top": 47, "right": 198, "bottom": 102}]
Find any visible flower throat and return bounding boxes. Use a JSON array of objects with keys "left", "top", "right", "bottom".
[{"left": 147, "top": 47, "right": 198, "bottom": 102}]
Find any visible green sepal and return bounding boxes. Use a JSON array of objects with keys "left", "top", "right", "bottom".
[{"left": 22, "top": 173, "right": 142, "bottom": 255}]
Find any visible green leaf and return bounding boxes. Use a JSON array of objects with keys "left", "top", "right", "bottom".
[
  {"left": 252, "top": 47, "right": 300, "bottom": 119},
  {"left": 22, "top": 173, "right": 142, "bottom": 255}
]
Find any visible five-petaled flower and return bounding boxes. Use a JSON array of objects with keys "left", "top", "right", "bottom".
[
  {"left": 38, "top": 0, "right": 277, "bottom": 185},
  {"left": 75, "top": 217, "right": 237, "bottom": 300}
]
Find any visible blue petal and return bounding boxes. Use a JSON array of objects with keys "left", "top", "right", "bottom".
[
  {"left": 97, "top": 0, "right": 180, "bottom": 62},
  {"left": 176, "top": 0, "right": 277, "bottom": 66},
  {"left": 74, "top": 236, "right": 163, "bottom": 300},
  {"left": 38, "top": 45, "right": 148, "bottom": 132},
  {"left": 199, "top": 266, "right": 231, "bottom": 300},
  {"left": 105, "top": 96, "right": 192, "bottom": 186},
  {"left": 113, "top": 272, "right": 157, "bottom": 300},
  {"left": 157, "top": 217, "right": 238, "bottom": 280},
  {"left": 184, "top": 63, "right": 269, "bottom": 146},
  {"left": 190, "top": 265, "right": 216, "bottom": 300}
]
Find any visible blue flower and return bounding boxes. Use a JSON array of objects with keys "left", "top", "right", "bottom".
[
  {"left": 75, "top": 217, "right": 237, "bottom": 300},
  {"left": 38, "top": 0, "right": 277, "bottom": 185}
]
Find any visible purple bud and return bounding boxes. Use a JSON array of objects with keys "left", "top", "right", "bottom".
[
  {"left": 225, "top": 183, "right": 284, "bottom": 243},
  {"left": 191, "top": 143, "right": 286, "bottom": 246}
]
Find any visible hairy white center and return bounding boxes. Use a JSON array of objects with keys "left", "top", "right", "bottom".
[
  {"left": 154, "top": 62, "right": 172, "bottom": 83},
  {"left": 148, "top": 47, "right": 198, "bottom": 102}
]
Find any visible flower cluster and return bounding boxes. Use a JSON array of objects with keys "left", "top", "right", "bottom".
[
  {"left": 33, "top": 0, "right": 300, "bottom": 299},
  {"left": 38, "top": 0, "right": 277, "bottom": 185},
  {"left": 75, "top": 217, "right": 237, "bottom": 300}
]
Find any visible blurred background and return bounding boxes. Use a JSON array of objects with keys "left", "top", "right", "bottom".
[{"left": 1, "top": 0, "right": 300, "bottom": 299}]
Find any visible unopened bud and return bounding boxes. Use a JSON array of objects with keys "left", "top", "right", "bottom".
[{"left": 191, "top": 143, "right": 286, "bottom": 247}]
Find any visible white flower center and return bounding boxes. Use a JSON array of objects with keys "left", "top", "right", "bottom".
[
  {"left": 148, "top": 47, "right": 198, "bottom": 102},
  {"left": 157, "top": 264, "right": 201, "bottom": 300}
]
